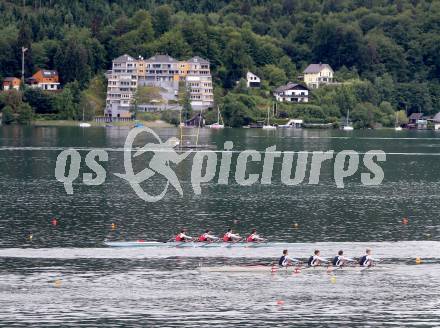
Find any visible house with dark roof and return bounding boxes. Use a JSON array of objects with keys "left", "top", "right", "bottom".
[
  {"left": 2, "top": 77, "right": 21, "bottom": 91},
  {"left": 408, "top": 112, "right": 423, "bottom": 124},
  {"left": 303, "top": 63, "right": 334, "bottom": 89},
  {"left": 408, "top": 112, "right": 427, "bottom": 129},
  {"left": 273, "top": 82, "right": 309, "bottom": 103}
]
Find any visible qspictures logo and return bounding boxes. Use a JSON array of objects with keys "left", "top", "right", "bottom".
[{"left": 55, "top": 127, "right": 386, "bottom": 202}]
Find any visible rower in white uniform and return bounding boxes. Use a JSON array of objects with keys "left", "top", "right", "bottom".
[
  {"left": 278, "top": 249, "right": 300, "bottom": 267},
  {"left": 308, "top": 250, "right": 329, "bottom": 267},
  {"left": 175, "top": 229, "right": 194, "bottom": 242},
  {"left": 198, "top": 229, "right": 219, "bottom": 242},
  {"left": 223, "top": 229, "right": 241, "bottom": 242},
  {"left": 332, "top": 250, "right": 355, "bottom": 267},
  {"left": 246, "top": 229, "right": 265, "bottom": 242},
  {"left": 359, "top": 249, "right": 379, "bottom": 267}
]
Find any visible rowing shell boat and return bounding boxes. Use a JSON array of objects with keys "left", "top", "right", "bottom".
[
  {"left": 199, "top": 265, "right": 383, "bottom": 273},
  {"left": 104, "top": 240, "right": 283, "bottom": 248}
]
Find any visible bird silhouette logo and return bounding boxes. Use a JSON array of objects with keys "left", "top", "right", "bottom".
[{"left": 115, "top": 127, "right": 191, "bottom": 202}]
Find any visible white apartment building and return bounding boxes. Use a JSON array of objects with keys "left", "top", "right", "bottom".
[
  {"left": 105, "top": 54, "right": 214, "bottom": 116},
  {"left": 105, "top": 54, "right": 138, "bottom": 118},
  {"left": 184, "top": 56, "right": 214, "bottom": 110}
]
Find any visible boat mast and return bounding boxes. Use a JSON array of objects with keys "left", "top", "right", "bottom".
[
  {"left": 179, "top": 106, "right": 183, "bottom": 148},
  {"left": 196, "top": 108, "right": 202, "bottom": 146},
  {"left": 267, "top": 106, "right": 270, "bottom": 125}
]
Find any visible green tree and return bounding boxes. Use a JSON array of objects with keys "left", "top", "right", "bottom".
[
  {"left": 23, "top": 88, "right": 55, "bottom": 114},
  {"left": 54, "top": 88, "right": 76, "bottom": 120},
  {"left": 153, "top": 5, "right": 173, "bottom": 36},
  {"left": 16, "top": 102, "right": 33, "bottom": 124},
  {"left": 260, "top": 64, "right": 287, "bottom": 87},
  {"left": 396, "top": 110, "right": 408, "bottom": 125},
  {"left": 1, "top": 105, "right": 15, "bottom": 124},
  {"left": 351, "top": 102, "right": 376, "bottom": 128},
  {"left": 178, "top": 81, "right": 192, "bottom": 121}
]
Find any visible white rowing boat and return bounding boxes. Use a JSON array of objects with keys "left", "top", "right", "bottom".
[
  {"left": 199, "top": 265, "right": 383, "bottom": 273},
  {"left": 104, "top": 240, "right": 283, "bottom": 248}
]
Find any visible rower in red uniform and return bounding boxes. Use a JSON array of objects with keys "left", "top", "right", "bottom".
[
  {"left": 198, "top": 229, "right": 219, "bottom": 242},
  {"left": 175, "top": 229, "right": 194, "bottom": 242},
  {"left": 246, "top": 229, "right": 265, "bottom": 242},
  {"left": 223, "top": 228, "right": 241, "bottom": 242}
]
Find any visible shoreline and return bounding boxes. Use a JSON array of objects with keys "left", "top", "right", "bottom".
[{"left": 31, "top": 120, "right": 174, "bottom": 128}]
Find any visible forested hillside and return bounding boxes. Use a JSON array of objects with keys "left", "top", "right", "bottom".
[{"left": 1, "top": 0, "right": 440, "bottom": 126}]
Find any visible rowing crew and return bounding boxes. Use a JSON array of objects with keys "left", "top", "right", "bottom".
[
  {"left": 279, "top": 249, "right": 379, "bottom": 268},
  {"left": 175, "top": 228, "right": 266, "bottom": 243}
]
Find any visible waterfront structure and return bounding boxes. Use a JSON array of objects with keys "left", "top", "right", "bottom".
[
  {"left": 27, "top": 69, "right": 60, "bottom": 91},
  {"left": 273, "top": 82, "right": 309, "bottom": 103},
  {"left": 2, "top": 77, "right": 21, "bottom": 91},
  {"left": 431, "top": 112, "right": 440, "bottom": 130},
  {"left": 408, "top": 112, "right": 427, "bottom": 129},
  {"left": 302, "top": 63, "right": 334, "bottom": 89},
  {"left": 105, "top": 54, "right": 214, "bottom": 117},
  {"left": 246, "top": 71, "right": 261, "bottom": 88}
]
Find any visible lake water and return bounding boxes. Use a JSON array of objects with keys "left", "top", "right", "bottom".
[{"left": 0, "top": 126, "right": 439, "bottom": 326}]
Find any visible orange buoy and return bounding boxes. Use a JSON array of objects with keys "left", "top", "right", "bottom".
[
  {"left": 51, "top": 218, "right": 58, "bottom": 226},
  {"left": 402, "top": 218, "right": 409, "bottom": 225},
  {"left": 111, "top": 223, "right": 116, "bottom": 230}
]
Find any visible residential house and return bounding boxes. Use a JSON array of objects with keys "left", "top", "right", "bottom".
[
  {"left": 246, "top": 71, "right": 261, "bottom": 88},
  {"left": 273, "top": 82, "right": 309, "bottom": 103},
  {"left": 27, "top": 70, "right": 60, "bottom": 91},
  {"left": 408, "top": 112, "right": 423, "bottom": 124},
  {"left": 303, "top": 63, "right": 334, "bottom": 89},
  {"left": 408, "top": 112, "right": 427, "bottom": 129},
  {"left": 105, "top": 54, "right": 138, "bottom": 118},
  {"left": 2, "top": 77, "right": 21, "bottom": 91},
  {"left": 431, "top": 112, "right": 440, "bottom": 130}
]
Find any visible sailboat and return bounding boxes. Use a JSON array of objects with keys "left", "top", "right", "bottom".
[
  {"left": 209, "top": 106, "right": 224, "bottom": 129},
  {"left": 79, "top": 107, "right": 91, "bottom": 127},
  {"left": 343, "top": 109, "right": 354, "bottom": 131},
  {"left": 394, "top": 112, "right": 402, "bottom": 131},
  {"left": 262, "top": 105, "right": 276, "bottom": 130}
]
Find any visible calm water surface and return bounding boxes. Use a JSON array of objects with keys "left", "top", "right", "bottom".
[{"left": 0, "top": 126, "right": 439, "bottom": 326}]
